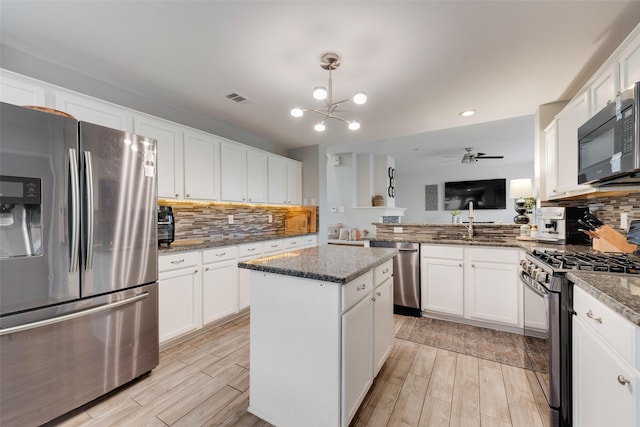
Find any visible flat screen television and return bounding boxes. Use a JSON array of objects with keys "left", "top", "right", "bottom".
[{"left": 444, "top": 178, "right": 506, "bottom": 210}]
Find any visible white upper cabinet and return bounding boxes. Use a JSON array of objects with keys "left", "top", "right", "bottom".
[
  {"left": 544, "top": 120, "right": 559, "bottom": 199},
  {"left": 619, "top": 36, "right": 640, "bottom": 91},
  {"left": 220, "top": 141, "right": 247, "bottom": 202},
  {"left": 183, "top": 130, "right": 219, "bottom": 201},
  {"left": 55, "top": 90, "right": 133, "bottom": 132},
  {"left": 589, "top": 64, "right": 619, "bottom": 114},
  {"left": 134, "top": 114, "right": 185, "bottom": 199},
  {"left": 286, "top": 159, "right": 303, "bottom": 205},
  {"left": 554, "top": 89, "right": 591, "bottom": 194},
  {"left": 0, "top": 71, "right": 46, "bottom": 107},
  {"left": 246, "top": 149, "right": 268, "bottom": 203},
  {"left": 268, "top": 155, "right": 287, "bottom": 204}
]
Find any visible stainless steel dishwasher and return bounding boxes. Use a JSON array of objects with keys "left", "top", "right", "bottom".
[{"left": 369, "top": 240, "right": 421, "bottom": 316}]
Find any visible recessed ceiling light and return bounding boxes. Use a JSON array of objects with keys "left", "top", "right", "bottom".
[{"left": 460, "top": 110, "right": 476, "bottom": 117}]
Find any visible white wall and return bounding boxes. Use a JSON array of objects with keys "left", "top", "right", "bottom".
[{"left": 395, "top": 162, "right": 535, "bottom": 224}]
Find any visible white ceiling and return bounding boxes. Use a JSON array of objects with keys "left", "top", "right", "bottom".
[{"left": 1, "top": 1, "right": 640, "bottom": 167}]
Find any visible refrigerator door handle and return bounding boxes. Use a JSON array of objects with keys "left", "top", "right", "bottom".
[
  {"left": 69, "top": 148, "right": 80, "bottom": 273},
  {"left": 84, "top": 151, "right": 94, "bottom": 271},
  {"left": 0, "top": 292, "right": 149, "bottom": 336}
]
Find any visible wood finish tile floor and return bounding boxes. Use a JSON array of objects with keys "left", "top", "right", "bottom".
[{"left": 49, "top": 314, "right": 549, "bottom": 427}]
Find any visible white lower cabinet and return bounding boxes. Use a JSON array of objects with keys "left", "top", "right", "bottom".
[
  {"left": 202, "top": 247, "right": 238, "bottom": 325},
  {"left": 372, "top": 277, "right": 393, "bottom": 375},
  {"left": 421, "top": 244, "right": 522, "bottom": 329},
  {"left": 342, "top": 294, "right": 373, "bottom": 426},
  {"left": 158, "top": 252, "right": 202, "bottom": 343},
  {"left": 237, "top": 242, "right": 264, "bottom": 310},
  {"left": 572, "top": 286, "right": 639, "bottom": 427}
]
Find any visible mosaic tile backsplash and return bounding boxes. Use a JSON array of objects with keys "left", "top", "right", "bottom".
[
  {"left": 158, "top": 201, "right": 317, "bottom": 241},
  {"left": 541, "top": 193, "right": 640, "bottom": 233},
  {"left": 374, "top": 223, "right": 521, "bottom": 240}
]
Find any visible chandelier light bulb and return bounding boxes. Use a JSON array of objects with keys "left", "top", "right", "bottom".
[
  {"left": 290, "top": 107, "right": 304, "bottom": 117},
  {"left": 352, "top": 92, "right": 367, "bottom": 105},
  {"left": 314, "top": 123, "right": 326, "bottom": 132},
  {"left": 348, "top": 121, "right": 360, "bottom": 131},
  {"left": 313, "top": 86, "right": 328, "bottom": 100}
]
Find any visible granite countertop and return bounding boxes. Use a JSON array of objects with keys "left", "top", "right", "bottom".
[
  {"left": 567, "top": 271, "right": 640, "bottom": 326},
  {"left": 159, "top": 232, "right": 317, "bottom": 254},
  {"left": 238, "top": 245, "right": 398, "bottom": 284},
  {"left": 368, "top": 236, "right": 593, "bottom": 252}
]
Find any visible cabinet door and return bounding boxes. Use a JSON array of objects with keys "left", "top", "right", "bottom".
[
  {"left": 268, "top": 155, "right": 287, "bottom": 204},
  {"left": 421, "top": 258, "right": 464, "bottom": 316},
  {"left": 220, "top": 142, "right": 246, "bottom": 202},
  {"left": 372, "top": 278, "right": 393, "bottom": 376},
  {"left": 466, "top": 261, "right": 519, "bottom": 326},
  {"left": 544, "top": 121, "right": 559, "bottom": 199},
  {"left": 619, "top": 36, "right": 640, "bottom": 91},
  {"left": 202, "top": 260, "right": 238, "bottom": 324},
  {"left": 55, "top": 90, "right": 133, "bottom": 131},
  {"left": 590, "top": 65, "right": 618, "bottom": 113},
  {"left": 287, "top": 160, "right": 303, "bottom": 205},
  {"left": 158, "top": 267, "right": 202, "bottom": 343},
  {"left": 342, "top": 295, "right": 373, "bottom": 427},
  {"left": 0, "top": 71, "right": 46, "bottom": 107},
  {"left": 134, "top": 115, "right": 184, "bottom": 199},
  {"left": 184, "top": 130, "right": 219, "bottom": 200},
  {"left": 573, "top": 317, "right": 638, "bottom": 427},
  {"left": 246, "top": 149, "right": 268, "bottom": 203},
  {"left": 555, "top": 90, "right": 591, "bottom": 193}
]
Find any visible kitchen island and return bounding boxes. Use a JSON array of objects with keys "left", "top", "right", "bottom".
[{"left": 238, "top": 245, "right": 397, "bottom": 427}]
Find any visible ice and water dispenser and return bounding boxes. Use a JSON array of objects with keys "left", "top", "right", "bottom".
[{"left": 0, "top": 175, "right": 42, "bottom": 258}]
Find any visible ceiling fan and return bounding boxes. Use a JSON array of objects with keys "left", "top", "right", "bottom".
[{"left": 460, "top": 147, "right": 504, "bottom": 164}]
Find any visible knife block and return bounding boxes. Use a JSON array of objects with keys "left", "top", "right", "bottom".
[{"left": 592, "top": 225, "right": 638, "bottom": 253}]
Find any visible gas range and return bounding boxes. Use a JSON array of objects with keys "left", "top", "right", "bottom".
[{"left": 527, "top": 248, "right": 640, "bottom": 276}]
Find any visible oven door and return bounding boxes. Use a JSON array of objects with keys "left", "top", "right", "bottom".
[{"left": 521, "top": 268, "right": 558, "bottom": 409}]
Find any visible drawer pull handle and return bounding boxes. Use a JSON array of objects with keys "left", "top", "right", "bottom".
[
  {"left": 357, "top": 284, "right": 367, "bottom": 291},
  {"left": 382, "top": 268, "right": 389, "bottom": 274},
  {"left": 376, "top": 291, "right": 382, "bottom": 297},
  {"left": 587, "top": 310, "right": 603, "bottom": 324},
  {"left": 205, "top": 267, "right": 210, "bottom": 271},
  {"left": 459, "top": 264, "right": 463, "bottom": 267},
  {"left": 248, "top": 248, "right": 256, "bottom": 252},
  {"left": 216, "top": 253, "right": 226, "bottom": 257},
  {"left": 271, "top": 244, "right": 278, "bottom": 248},
  {"left": 618, "top": 375, "right": 631, "bottom": 385},
  {"left": 171, "top": 259, "right": 185, "bottom": 264}
]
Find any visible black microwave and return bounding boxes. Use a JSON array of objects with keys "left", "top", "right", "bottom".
[{"left": 578, "top": 81, "right": 640, "bottom": 185}]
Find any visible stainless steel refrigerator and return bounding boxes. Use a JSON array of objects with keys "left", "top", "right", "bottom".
[{"left": 0, "top": 102, "right": 159, "bottom": 426}]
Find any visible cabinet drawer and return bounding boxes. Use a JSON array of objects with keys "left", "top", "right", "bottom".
[
  {"left": 342, "top": 271, "right": 373, "bottom": 312},
  {"left": 421, "top": 244, "right": 463, "bottom": 260},
  {"left": 467, "top": 247, "right": 519, "bottom": 263},
  {"left": 202, "top": 246, "right": 238, "bottom": 264},
  {"left": 374, "top": 260, "right": 393, "bottom": 287},
  {"left": 283, "top": 237, "right": 302, "bottom": 249},
  {"left": 574, "top": 285, "right": 639, "bottom": 368},
  {"left": 159, "top": 251, "right": 201, "bottom": 273},
  {"left": 238, "top": 242, "right": 264, "bottom": 259},
  {"left": 264, "top": 240, "right": 285, "bottom": 254}
]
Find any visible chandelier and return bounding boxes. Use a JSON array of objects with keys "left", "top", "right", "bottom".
[{"left": 290, "top": 52, "right": 367, "bottom": 132}]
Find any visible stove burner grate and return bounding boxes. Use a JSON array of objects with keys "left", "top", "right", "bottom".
[{"left": 531, "top": 249, "right": 640, "bottom": 274}]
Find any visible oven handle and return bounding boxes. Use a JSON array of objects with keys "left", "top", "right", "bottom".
[{"left": 520, "top": 270, "right": 549, "bottom": 299}]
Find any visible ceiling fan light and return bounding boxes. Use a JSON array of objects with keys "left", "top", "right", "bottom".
[
  {"left": 314, "top": 122, "right": 326, "bottom": 132},
  {"left": 290, "top": 107, "right": 304, "bottom": 117},
  {"left": 353, "top": 92, "right": 367, "bottom": 105},
  {"left": 348, "top": 121, "right": 360, "bottom": 130},
  {"left": 313, "top": 86, "right": 328, "bottom": 100}
]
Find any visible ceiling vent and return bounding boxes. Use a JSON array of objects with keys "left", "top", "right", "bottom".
[{"left": 225, "top": 92, "right": 249, "bottom": 103}]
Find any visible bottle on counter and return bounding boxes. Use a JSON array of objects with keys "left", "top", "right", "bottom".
[
  {"left": 530, "top": 224, "right": 538, "bottom": 239},
  {"left": 520, "top": 224, "right": 531, "bottom": 237}
]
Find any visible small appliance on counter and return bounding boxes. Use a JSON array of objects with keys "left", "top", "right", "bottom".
[
  {"left": 158, "top": 205, "right": 175, "bottom": 245},
  {"left": 629, "top": 220, "right": 640, "bottom": 245},
  {"left": 536, "top": 206, "right": 589, "bottom": 244}
]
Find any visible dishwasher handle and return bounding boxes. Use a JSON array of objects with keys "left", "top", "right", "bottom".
[{"left": 397, "top": 248, "right": 419, "bottom": 252}]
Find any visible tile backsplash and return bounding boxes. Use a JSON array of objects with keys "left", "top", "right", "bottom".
[
  {"left": 158, "top": 201, "right": 317, "bottom": 241},
  {"left": 541, "top": 193, "right": 640, "bottom": 233}
]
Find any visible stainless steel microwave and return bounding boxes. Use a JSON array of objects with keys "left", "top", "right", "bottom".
[{"left": 578, "top": 81, "right": 640, "bottom": 185}]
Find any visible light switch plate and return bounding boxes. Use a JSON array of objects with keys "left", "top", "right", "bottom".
[
  {"left": 621, "top": 212, "right": 628, "bottom": 229},
  {"left": 228, "top": 214, "right": 234, "bottom": 224},
  {"left": 393, "top": 227, "right": 403, "bottom": 233}
]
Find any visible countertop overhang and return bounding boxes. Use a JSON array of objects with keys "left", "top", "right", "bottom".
[{"left": 238, "top": 245, "right": 398, "bottom": 284}]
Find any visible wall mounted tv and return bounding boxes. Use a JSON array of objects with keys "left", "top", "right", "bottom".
[{"left": 444, "top": 178, "right": 506, "bottom": 210}]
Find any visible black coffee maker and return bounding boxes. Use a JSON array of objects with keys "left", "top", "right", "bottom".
[{"left": 158, "top": 205, "right": 175, "bottom": 245}]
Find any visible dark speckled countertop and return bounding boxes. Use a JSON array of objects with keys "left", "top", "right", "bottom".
[
  {"left": 238, "top": 245, "right": 398, "bottom": 284},
  {"left": 567, "top": 271, "right": 640, "bottom": 326},
  {"left": 159, "top": 232, "right": 317, "bottom": 254}
]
